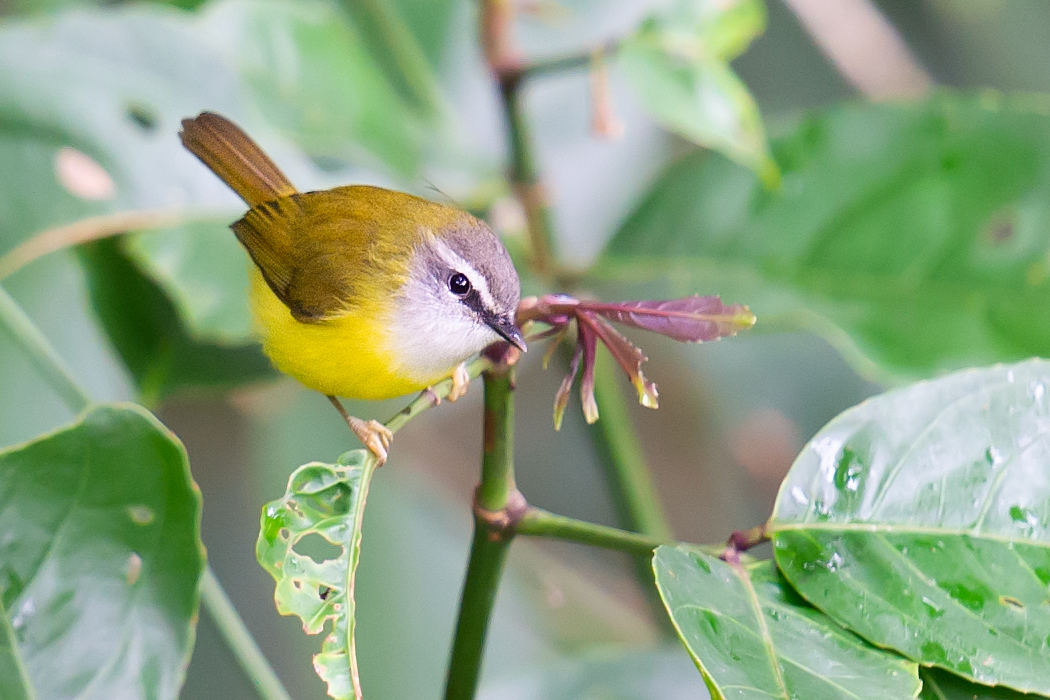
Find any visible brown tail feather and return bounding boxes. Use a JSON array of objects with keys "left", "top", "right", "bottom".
[{"left": 179, "top": 112, "right": 297, "bottom": 206}]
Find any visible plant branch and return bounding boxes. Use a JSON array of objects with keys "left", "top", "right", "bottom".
[
  {"left": 0, "top": 209, "right": 187, "bottom": 281},
  {"left": 385, "top": 355, "right": 493, "bottom": 435},
  {"left": 516, "top": 507, "right": 667, "bottom": 556},
  {"left": 339, "top": 0, "right": 444, "bottom": 117},
  {"left": 520, "top": 40, "right": 621, "bottom": 81},
  {"left": 201, "top": 567, "right": 293, "bottom": 700},
  {"left": 0, "top": 286, "right": 294, "bottom": 700},
  {"left": 0, "top": 285, "right": 90, "bottom": 413},
  {"left": 590, "top": 353, "right": 672, "bottom": 540},
  {"left": 444, "top": 363, "right": 523, "bottom": 700}
]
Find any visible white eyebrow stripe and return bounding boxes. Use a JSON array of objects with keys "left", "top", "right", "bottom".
[{"left": 430, "top": 236, "right": 495, "bottom": 310}]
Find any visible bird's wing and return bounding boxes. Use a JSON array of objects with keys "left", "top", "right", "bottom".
[{"left": 232, "top": 191, "right": 378, "bottom": 322}]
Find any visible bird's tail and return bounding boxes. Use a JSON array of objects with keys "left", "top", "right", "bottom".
[{"left": 179, "top": 112, "right": 297, "bottom": 206}]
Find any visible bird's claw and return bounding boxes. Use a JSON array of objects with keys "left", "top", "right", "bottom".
[
  {"left": 348, "top": 417, "right": 393, "bottom": 465},
  {"left": 446, "top": 363, "right": 470, "bottom": 402}
]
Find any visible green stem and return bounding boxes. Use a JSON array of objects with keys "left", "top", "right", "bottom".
[
  {"left": 520, "top": 40, "right": 620, "bottom": 80},
  {"left": 499, "top": 69, "right": 557, "bottom": 278},
  {"left": 200, "top": 567, "right": 293, "bottom": 700},
  {"left": 444, "top": 366, "right": 520, "bottom": 700},
  {"left": 386, "top": 357, "right": 490, "bottom": 434},
  {"left": 590, "top": 353, "right": 675, "bottom": 627},
  {"left": 476, "top": 365, "right": 516, "bottom": 511},
  {"left": 339, "top": 0, "right": 443, "bottom": 117},
  {"left": 0, "top": 285, "right": 90, "bottom": 413},
  {"left": 0, "top": 597, "right": 34, "bottom": 700},
  {"left": 0, "top": 285, "right": 293, "bottom": 700},
  {"left": 590, "top": 353, "right": 673, "bottom": 541},
  {"left": 516, "top": 507, "right": 667, "bottom": 556}
]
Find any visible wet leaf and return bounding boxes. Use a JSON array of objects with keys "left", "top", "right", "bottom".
[
  {"left": 919, "top": 668, "right": 1033, "bottom": 699},
  {"left": 257, "top": 449, "right": 379, "bottom": 700},
  {"left": 600, "top": 95, "right": 1050, "bottom": 380},
  {"left": 654, "top": 547, "right": 921, "bottom": 699},
  {"left": 770, "top": 359, "right": 1050, "bottom": 694},
  {"left": 0, "top": 404, "right": 203, "bottom": 700},
  {"left": 619, "top": 0, "right": 775, "bottom": 183}
]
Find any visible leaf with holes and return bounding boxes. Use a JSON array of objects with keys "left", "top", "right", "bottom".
[
  {"left": 619, "top": 0, "right": 775, "bottom": 183},
  {"left": 0, "top": 404, "right": 203, "bottom": 700},
  {"left": 257, "top": 449, "right": 379, "bottom": 700},
  {"left": 770, "top": 359, "right": 1050, "bottom": 695},
  {"left": 654, "top": 547, "right": 920, "bottom": 699}
]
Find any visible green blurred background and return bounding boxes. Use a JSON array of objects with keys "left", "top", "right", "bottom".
[{"left": 2, "top": 0, "right": 1048, "bottom": 698}]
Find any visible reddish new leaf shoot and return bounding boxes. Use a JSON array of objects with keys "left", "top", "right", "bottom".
[{"left": 517, "top": 293, "right": 755, "bottom": 428}]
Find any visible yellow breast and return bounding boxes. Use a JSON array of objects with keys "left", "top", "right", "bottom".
[{"left": 248, "top": 268, "right": 442, "bottom": 399}]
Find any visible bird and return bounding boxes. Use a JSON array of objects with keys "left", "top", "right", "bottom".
[{"left": 179, "top": 112, "right": 524, "bottom": 462}]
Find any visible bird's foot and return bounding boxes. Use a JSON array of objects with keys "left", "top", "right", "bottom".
[
  {"left": 446, "top": 362, "right": 470, "bottom": 402},
  {"left": 347, "top": 416, "right": 393, "bottom": 465},
  {"left": 328, "top": 395, "right": 393, "bottom": 464}
]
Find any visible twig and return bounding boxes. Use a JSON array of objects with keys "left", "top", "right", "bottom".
[
  {"left": 516, "top": 507, "right": 667, "bottom": 556},
  {"left": 0, "top": 209, "right": 186, "bottom": 281}
]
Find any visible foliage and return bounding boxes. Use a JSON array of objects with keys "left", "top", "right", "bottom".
[
  {"left": 257, "top": 450, "right": 376, "bottom": 700},
  {"left": 0, "top": 404, "right": 202, "bottom": 700},
  {"left": 0, "top": 0, "right": 1048, "bottom": 700}
]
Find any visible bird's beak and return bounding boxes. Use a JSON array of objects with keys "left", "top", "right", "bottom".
[{"left": 486, "top": 314, "right": 527, "bottom": 352}]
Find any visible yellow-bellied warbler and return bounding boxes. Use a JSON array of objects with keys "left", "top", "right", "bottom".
[{"left": 180, "top": 112, "right": 525, "bottom": 461}]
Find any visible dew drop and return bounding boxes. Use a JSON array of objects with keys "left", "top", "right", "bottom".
[
  {"left": 985, "top": 446, "right": 1003, "bottom": 468},
  {"left": 791, "top": 486, "right": 809, "bottom": 506},
  {"left": 1031, "top": 382, "right": 1046, "bottom": 402},
  {"left": 921, "top": 596, "right": 945, "bottom": 618},
  {"left": 10, "top": 598, "right": 35, "bottom": 630}
]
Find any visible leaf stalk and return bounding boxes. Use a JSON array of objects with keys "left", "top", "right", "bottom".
[
  {"left": 0, "top": 285, "right": 90, "bottom": 413},
  {"left": 516, "top": 507, "right": 668, "bottom": 556},
  {"left": 201, "top": 567, "right": 293, "bottom": 700}
]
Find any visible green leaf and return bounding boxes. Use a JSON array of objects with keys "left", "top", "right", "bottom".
[
  {"left": 0, "top": 403, "right": 203, "bottom": 700},
  {"left": 0, "top": 598, "right": 33, "bottom": 700},
  {"left": 123, "top": 219, "right": 254, "bottom": 344},
  {"left": 77, "top": 238, "right": 274, "bottom": 403},
  {"left": 198, "top": 0, "right": 427, "bottom": 175},
  {"left": 770, "top": 359, "right": 1050, "bottom": 695},
  {"left": 619, "top": 0, "right": 775, "bottom": 184},
  {"left": 257, "top": 449, "right": 379, "bottom": 700},
  {"left": 653, "top": 546, "right": 921, "bottom": 700},
  {"left": 600, "top": 94, "right": 1050, "bottom": 379},
  {"left": 919, "top": 668, "right": 1033, "bottom": 700},
  {"left": 0, "top": 0, "right": 431, "bottom": 392}
]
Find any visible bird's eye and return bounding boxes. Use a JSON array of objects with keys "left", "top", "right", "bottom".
[{"left": 448, "top": 272, "right": 471, "bottom": 296}]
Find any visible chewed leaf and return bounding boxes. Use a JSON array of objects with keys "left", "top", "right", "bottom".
[
  {"left": 582, "top": 296, "right": 755, "bottom": 342},
  {"left": 257, "top": 450, "right": 378, "bottom": 700}
]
